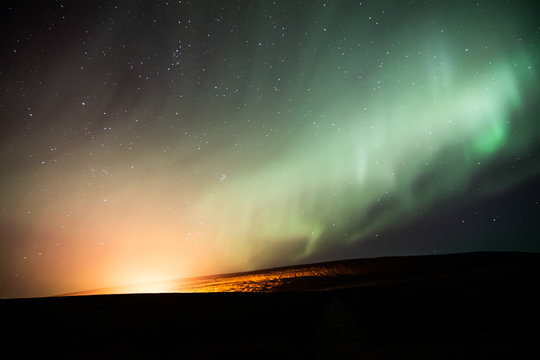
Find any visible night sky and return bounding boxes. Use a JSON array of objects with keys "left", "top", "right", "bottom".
[{"left": 1, "top": 0, "right": 540, "bottom": 298}]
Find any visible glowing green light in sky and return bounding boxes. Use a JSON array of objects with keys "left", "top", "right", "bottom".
[{"left": 196, "top": 49, "right": 537, "bottom": 264}]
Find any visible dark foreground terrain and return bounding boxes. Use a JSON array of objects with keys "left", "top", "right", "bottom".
[{"left": 2, "top": 252, "right": 540, "bottom": 359}]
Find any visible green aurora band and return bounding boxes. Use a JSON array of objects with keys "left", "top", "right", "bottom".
[{"left": 197, "top": 47, "right": 538, "bottom": 264}]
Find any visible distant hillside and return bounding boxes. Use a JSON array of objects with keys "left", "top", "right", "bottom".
[
  {"left": 64, "top": 251, "right": 540, "bottom": 295},
  {"left": 3, "top": 251, "right": 540, "bottom": 359}
]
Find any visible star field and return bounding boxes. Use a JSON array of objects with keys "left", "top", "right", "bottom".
[{"left": 1, "top": 0, "right": 540, "bottom": 298}]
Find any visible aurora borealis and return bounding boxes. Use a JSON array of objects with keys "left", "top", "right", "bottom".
[{"left": 1, "top": 0, "right": 540, "bottom": 298}]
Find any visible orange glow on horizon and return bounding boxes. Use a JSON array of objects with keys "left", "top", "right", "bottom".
[{"left": 64, "top": 262, "right": 369, "bottom": 296}]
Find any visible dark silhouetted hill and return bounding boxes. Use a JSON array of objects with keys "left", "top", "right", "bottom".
[{"left": 2, "top": 251, "right": 539, "bottom": 359}]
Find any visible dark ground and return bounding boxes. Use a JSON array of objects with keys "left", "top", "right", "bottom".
[{"left": 2, "top": 252, "right": 539, "bottom": 359}]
